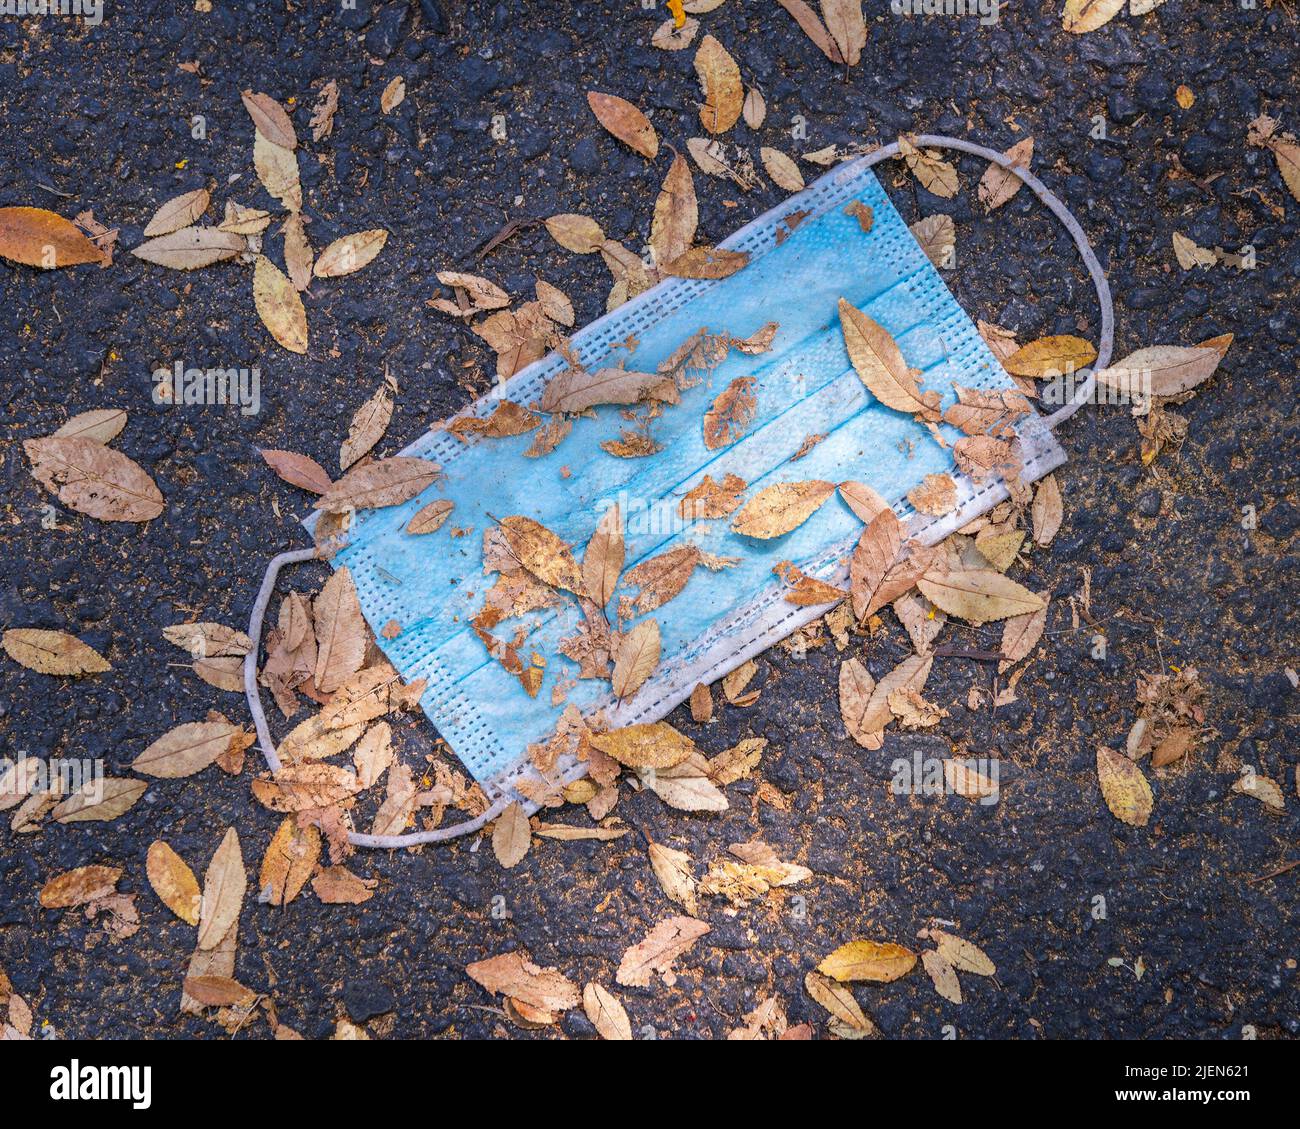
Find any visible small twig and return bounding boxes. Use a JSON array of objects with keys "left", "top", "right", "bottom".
[{"left": 1247, "top": 858, "right": 1300, "bottom": 885}]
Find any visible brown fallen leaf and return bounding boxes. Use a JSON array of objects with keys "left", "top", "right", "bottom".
[
  {"left": 52, "top": 408, "right": 128, "bottom": 444},
  {"left": 838, "top": 299, "right": 940, "bottom": 419},
  {"left": 583, "top": 982, "right": 633, "bottom": 1040},
  {"left": 0, "top": 206, "right": 106, "bottom": 269},
  {"left": 761, "top": 146, "right": 805, "bottom": 192},
  {"left": 314, "top": 455, "right": 440, "bottom": 513},
  {"left": 241, "top": 89, "right": 297, "bottom": 149},
  {"left": 143, "top": 188, "right": 211, "bottom": 237},
  {"left": 1093, "top": 337, "right": 1232, "bottom": 399},
  {"left": 821, "top": 0, "right": 867, "bottom": 66},
  {"left": 253, "top": 130, "right": 302, "bottom": 211},
  {"left": 694, "top": 34, "right": 743, "bottom": 134},
  {"left": 545, "top": 213, "right": 606, "bottom": 254},
  {"left": 310, "top": 80, "right": 339, "bottom": 142},
  {"left": 3, "top": 628, "right": 110, "bottom": 676},
  {"left": 662, "top": 245, "right": 749, "bottom": 279},
  {"left": 133, "top": 720, "right": 240, "bottom": 778},
  {"left": 805, "top": 970, "right": 875, "bottom": 1035},
  {"left": 999, "top": 598, "right": 1048, "bottom": 673},
  {"left": 690, "top": 681, "right": 714, "bottom": 723},
  {"left": 898, "top": 135, "right": 958, "bottom": 198},
  {"left": 466, "top": 951, "right": 581, "bottom": 1014},
  {"left": 648, "top": 841, "right": 698, "bottom": 915},
  {"left": 540, "top": 366, "right": 676, "bottom": 414},
  {"left": 1004, "top": 335, "right": 1097, "bottom": 378},
  {"left": 646, "top": 755, "right": 729, "bottom": 812},
  {"left": 922, "top": 950, "right": 962, "bottom": 1004},
  {"left": 703, "top": 377, "right": 757, "bottom": 449},
  {"left": 612, "top": 619, "right": 660, "bottom": 700},
  {"left": 1062, "top": 0, "right": 1125, "bottom": 34},
  {"left": 314, "top": 230, "right": 388, "bottom": 278},
  {"left": 918, "top": 564, "right": 1045, "bottom": 625},
  {"left": 910, "top": 214, "right": 955, "bottom": 269},
  {"left": 253, "top": 255, "right": 308, "bottom": 353},
  {"left": 590, "top": 722, "right": 697, "bottom": 770},
  {"left": 908, "top": 473, "right": 958, "bottom": 517},
  {"left": 40, "top": 865, "right": 123, "bottom": 909},
  {"left": 314, "top": 567, "right": 368, "bottom": 694},
  {"left": 198, "top": 828, "right": 246, "bottom": 951},
  {"left": 132, "top": 225, "right": 245, "bottom": 270},
  {"left": 312, "top": 865, "right": 377, "bottom": 904},
  {"left": 283, "top": 213, "right": 314, "bottom": 290},
  {"left": 818, "top": 940, "right": 917, "bottom": 983},
  {"left": 52, "top": 778, "right": 147, "bottom": 823},
  {"left": 259, "top": 817, "right": 322, "bottom": 907},
  {"left": 1031, "top": 472, "right": 1064, "bottom": 546},
  {"left": 407, "top": 498, "right": 454, "bottom": 535},
  {"left": 978, "top": 136, "right": 1034, "bottom": 211},
  {"left": 492, "top": 801, "right": 532, "bottom": 869},
  {"left": 146, "top": 841, "right": 202, "bottom": 924},
  {"left": 259, "top": 448, "right": 332, "bottom": 494},
  {"left": 616, "top": 915, "right": 711, "bottom": 987},
  {"left": 586, "top": 91, "right": 658, "bottom": 159},
  {"left": 380, "top": 76, "right": 406, "bottom": 114},
  {"left": 732, "top": 479, "right": 836, "bottom": 538},
  {"left": 498, "top": 515, "right": 586, "bottom": 596},
  {"left": 24, "top": 435, "right": 164, "bottom": 522},
  {"left": 340, "top": 382, "right": 394, "bottom": 471}
]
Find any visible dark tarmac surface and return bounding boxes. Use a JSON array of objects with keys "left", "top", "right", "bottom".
[{"left": 1, "top": 2, "right": 1297, "bottom": 1039}]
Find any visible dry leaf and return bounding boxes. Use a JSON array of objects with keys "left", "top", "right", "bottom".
[
  {"left": 314, "top": 230, "right": 388, "bottom": 278},
  {"left": 616, "top": 916, "right": 711, "bottom": 987},
  {"left": 928, "top": 929, "right": 996, "bottom": 976},
  {"left": 132, "top": 225, "right": 245, "bottom": 270},
  {"left": 52, "top": 408, "right": 127, "bottom": 445},
  {"left": 314, "top": 566, "right": 368, "bottom": 693},
  {"left": 310, "top": 80, "right": 339, "bottom": 142},
  {"left": 652, "top": 15, "right": 700, "bottom": 49},
  {"left": 259, "top": 817, "right": 321, "bottom": 907},
  {"left": 380, "top": 76, "right": 406, "bottom": 114},
  {"left": 586, "top": 91, "right": 658, "bottom": 158},
  {"left": 466, "top": 951, "right": 580, "bottom": 1013},
  {"left": 805, "top": 970, "right": 874, "bottom": 1034},
  {"left": 253, "top": 255, "right": 308, "bottom": 354},
  {"left": 315, "top": 455, "right": 440, "bottom": 513},
  {"left": 922, "top": 950, "right": 962, "bottom": 1004},
  {"left": 743, "top": 87, "right": 766, "bottom": 128},
  {"left": 283, "top": 213, "right": 313, "bottom": 290},
  {"left": 340, "top": 383, "right": 393, "bottom": 471},
  {"left": 820, "top": 0, "right": 866, "bottom": 66},
  {"left": 761, "top": 146, "right": 805, "bottom": 192},
  {"left": 694, "top": 34, "right": 743, "bottom": 134},
  {"left": 146, "top": 841, "right": 202, "bottom": 924},
  {"left": 706, "top": 734, "right": 764, "bottom": 784},
  {"left": 0, "top": 206, "right": 105, "bottom": 269},
  {"left": 1031, "top": 473, "right": 1064, "bottom": 546},
  {"left": 1097, "top": 746, "right": 1153, "bottom": 827},
  {"left": 133, "top": 720, "right": 239, "bottom": 778},
  {"left": 52, "top": 778, "right": 147, "bottom": 823},
  {"left": 910, "top": 214, "right": 955, "bottom": 269},
  {"left": 650, "top": 152, "right": 697, "bottom": 270},
  {"left": 492, "top": 801, "right": 532, "bottom": 869},
  {"left": 541, "top": 366, "right": 675, "bottom": 414},
  {"left": 407, "top": 498, "right": 454, "bottom": 535},
  {"left": 24, "top": 435, "right": 164, "bottom": 522},
  {"left": 703, "top": 376, "right": 757, "bottom": 449},
  {"left": 775, "top": 0, "right": 842, "bottom": 63},
  {"left": 198, "top": 828, "right": 246, "bottom": 951},
  {"left": 838, "top": 299, "right": 940, "bottom": 418},
  {"left": 259, "top": 448, "right": 332, "bottom": 494},
  {"left": 253, "top": 130, "right": 302, "bottom": 211},
  {"left": 241, "top": 89, "right": 297, "bottom": 148},
  {"left": 818, "top": 940, "right": 916, "bottom": 983},
  {"left": 648, "top": 841, "right": 698, "bottom": 915},
  {"left": 590, "top": 722, "right": 696, "bottom": 769},
  {"left": 732, "top": 480, "right": 836, "bottom": 538},
  {"left": 643, "top": 756, "right": 729, "bottom": 811},
  {"left": 143, "top": 188, "right": 211, "bottom": 237},
  {"left": 1093, "top": 338, "right": 1231, "bottom": 399},
  {"left": 613, "top": 619, "right": 661, "bottom": 700},
  {"left": 1004, "top": 335, "right": 1097, "bottom": 377},
  {"left": 662, "top": 245, "right": 749, "bottom": 279},
  {"left": 252, "top": 765, "right": 363, "bottom": 813},
  {"left": 918, "top": 565, "right": 1046, "bottom": 625},
  {"left": 40, "top": 865, "right": 122, "bottom": 909},
  {"left": 583, "top": 982, "right": 633, "bottom": 1040},
  {"left": 498, "top": 515, "right": 586, "bottom": 596},
  {"left": 978, "top": 137, "right": 1034, "bottom": 211},
  {"left": 3, "top": 628, "right": 110, "bottom": 676},
  {"left": 1172, "top": 231, "right": 1216, "bottom": 270},
  {"left": 545, "top": 213, "right": 606, "bottom": 254},
  {"left": 1063, "top": 0, "right": 1126, "bottom": 33},
  {"left": 313, "top": 866, "right": 376, "bottom": 904},
  {"left": 582, "top": 505, "right": 624, "bottom": 609},
  {"left": 908, "top": 473, "right": 958, "bottom": 517},
  {"left": 999, "top": 599, "right": 1048, "bottom": 672},
  {"left": 898, "top": 135, "right": 958, "bottom": 198}
]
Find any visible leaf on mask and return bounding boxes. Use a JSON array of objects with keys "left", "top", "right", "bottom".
[
  {"left": 616, "top": 915, "right": 711, "bottom": 987},
  {"left": 680, "top": 473, "right": 747, "bottom": 520},
  {"left": 314, "top": 230, "right": 388, "bottom": 278},
  {"left": 978, "top": 136, "right": 1034, "bottom": 211},
  {"left": 340, "top": 381, "right": 394, "bottom": 471},
  {"left": 942, "top": 386, "right": 1033, "bottom": 437},
  {"left": 774, "top": 560, "right": 848, "bottom": 605},
  {"left": 3, "top": 628, "right": 111, "bottom": 676},
  {"left": 838, "top": 299, "right": 941, "bottom": 420},
  {"left": 24, "top": 436, "right": 164, "bottom": 522},
  {"left": 131, "top": 225, "right": 245, "bottom": 270},
  {"left": 253, "top": 130, "right": 302, "bottom": 212},
  {"left": 1062, "top": 0, "right": 1125, "bottom": 33},
  {"left": 898, "top": 135, "right": 958, "bottom": 198},
  {"left": 760, "top": 146, "right": 805, "bottom": 192},
  {"left": 146, "top": 841, "right": 202, "bottom": 924},
  {"left": 315, "top": 455, "right": 440, "bottom": 513},
  {"left": 909, "top": 214, "right": 955, "bottom": 269},
  {"left": 703, "top": 376, "right": 757, "bottom": 449},
  {"left": 662, "top": 245, "right": 749, "bottom": 279},
  {"left": 259, "top": 448, "right": 332, "bottom": 494},
  {"left": 1094, "top": 335, "right": 1232, "bottom": 399},
  {"left": 492, "top": 801, "right": 532, "bottom": 869},
  {"left": 252, "top": 255, "right": 308, "bottom": 353},
  {"left": 540, "top": 366, "right": 676, "bottom": 414},
  {"left": 918, "top": 563, "right": 1045, "bottom": 625},
  {"left": 498, "top": 515, "right": 587, "bottom": 596},
  {"left": 545, "top": 213, "right": 607, "bottom": 254},
  {"left": 1003, "top": 335, "right": 1097, "bottom": 378},
  {"left": 583, "top": 504, "right": 624, "bottom": 609},
  {"left": 448, "top": 401, "right": 542, "bottom": 442},
  {"left": 613, "top": 619, "right": 661, "bottom": 700},
  {"left": 313, "top": 566, "right": 369, "bottom": 693},
  {"left": 907, "top": 473, "right": 958, "bottom": 517},
  {"left": 694, "top": 34, "right": 743, "bottom": 134},
  {"left": 818, "top": 940, "right": 917, "bottom": 983},
  {"left": 589, "top": 721, "right": 697, "bottom": 769},
  {"left": 143, "top": 188, "right": 211, "bottom": 237},
  {"left": 0, "top": 206, "right": 107, "bottom": 269},
  {"left": 838, "top": 479, "right": 890, "bottom": 524},
  {"left": 586, "top": 91, "right": 659, "bottom": 159},
  {"left": 850, "top": 509, "right": 932, "bottom": 621},
  {"left": 732, "top": 479, "right": 836, "bottom": 539},
  {"left": 1097, "top": 746, "right": 1153, "bottom": 826}
]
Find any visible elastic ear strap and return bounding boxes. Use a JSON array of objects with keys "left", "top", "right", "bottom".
[
  {"left": 242, "top": 545, "right": 512, "bottom": 847},
  {"left": 861, "top": 135, "right": 1113, "bottom": 429}
]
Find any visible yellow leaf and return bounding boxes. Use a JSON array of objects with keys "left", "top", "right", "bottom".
[
  {"left": 2, "top": 628, "right": 110, "bottom": 675},
  {"left": 1062, "top": 0, "right": 1126, "bottom": 34},
  {"left": 252, "top": 255, "right": 308, "bottom": 354},
  {"left": 1003, "top": 334, "right": 1097, "bottom": 377},
  {"left": 818, "top": 940, "right": 917, "bottom": 983},
  {"left": 0, "top": 206, "right": 105, "bottom": 269},
  {"left": 838, "top": 298, "right": 939, "bottom": 417},
  {"left": 731, "top": 479, "right": 836, "bottom": 538},
  {"left": 146, "top": 841, "right": 202, "bottom": 924},
  {"left": 1096, "top": 746, "right": 1153, "bottom": 827}
]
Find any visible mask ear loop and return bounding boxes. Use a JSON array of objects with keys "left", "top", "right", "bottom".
[
  {"left": 244, "top": 135, "right": 1113, "bottom": 849},
  {"left": 859, "top": 134, "right": 1114, "bottom": 427}
]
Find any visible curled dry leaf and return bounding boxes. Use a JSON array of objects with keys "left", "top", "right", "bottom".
[
  {"left": 540, "top": 366, "right": 675, "bottom": 414},
  {"left": 703, "top": 376, "right": 757, "bottom": 449},
  {"left": 315, "top": 455, "right": 440, "bottom": 513},
  {"left": 25, "top": 436, "right": 163, "bottom": 522},
  {"left": 1003, "top": 335, "right": 1097, "bottom": 378},
  {"left": 0, "top": 206, "right": 106, "bottom": 268},
  {"left": 283, "top": 213, "right": 313, "bottom": 290},
  {"left": 898, "top": 135, "right": 958, "bottom": 198},
  {"left": 732, "top": 479, "right": 836, "bottom": 539},
  {"left": 310, "top": 79, "right": 339, "bottom": 142},
  {"left": 590, "top": 721, "right": 696, "bottom": 769},
  {"left": 253, "top": 255, "right": 308, "bottom": 354},
  {"left": 492, "top": 801, "right": 532, "bottom": 869},
  {"left": 143, "top": 188, "right": 211, "bottom": 237},
  {"left": 999, "top": 598, "right": 1048, "bottom": 672},
  {"left": 662, "top": 246, "right": 750, "bottom": 279},
  {"left": 251, "top": 765, "right": 363, "bottom": 813},
  {"left": 1097, "top": 746, "right": 1153, "bottom": 827},
  {"left": 1232, "top": 770, "right": 1285, "bottom": 812},
  {"left": 583, "top": 982, "right": 633, "bottom": 1040},
  {"left": 761, "top": 146, "right": 805, "bottom": 192},
  {"left": 1172, "top": 231, "right": 1216, "bottom": 270},
  {"left": 586, "top": 91, "right": 658, "bottom": 158},
  {"left": 616, "top": 915, "right": 711, "bottom": 987},
  {"left": 39, "top": 865, "right": 122, "bottom": 909},
  {"left": 818, "top": 940, "right": 917, "bottom": 983},
  {"left": 694, "top": 34, "right": 743, "bottom": 134},
  {"left": 132, "top": 720, "right": 240, "bottom": 778},
  {"left": 3, "top": 628, "right": 110, "bottom": 676},
  {"left": 838, "top": 299, "right": 940, "bottom": 419},
  {"left": 198, "top": 828, "right": 246, "bottom": 951},
  {"left": 314, "top": 230, "right": 388, "bottom": 278},
  {"left": 146, "top": 841, "right": 201, "bottom": 924},
  {"left": 498, "top": 515, "right": 586, "bottom": 595},
  {"left": 259, "top": 448, "right": 332, "bottom": 494}
]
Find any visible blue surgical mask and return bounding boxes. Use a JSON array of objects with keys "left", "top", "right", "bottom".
[{"left": 323, "top": 157, "right": 1068, "bottom": 797}]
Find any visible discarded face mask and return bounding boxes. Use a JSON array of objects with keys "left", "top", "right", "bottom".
[{"left": 246, "top": 135, "right": 1113, "bottom": 848}]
